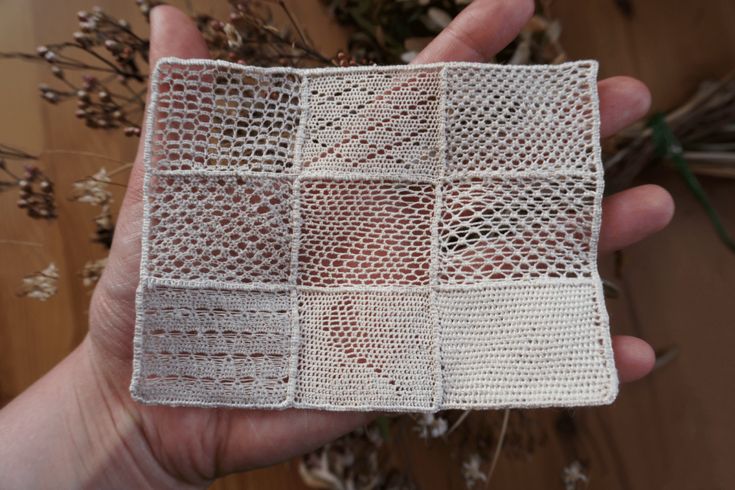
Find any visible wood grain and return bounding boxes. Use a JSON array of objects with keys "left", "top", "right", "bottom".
[{"left": 0, "top": 1, "right": 733, "bottom": 489}]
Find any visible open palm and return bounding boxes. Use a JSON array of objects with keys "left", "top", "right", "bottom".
[{"left": 84, "top": 2, "right": 673, "bottom": 486}]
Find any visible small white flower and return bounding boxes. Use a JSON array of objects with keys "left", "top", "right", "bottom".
[
  {"left": 80, "top": 257, "right": 107, "bottom": 287},
  {"left": 223, "top": 23, "right": 243, "bottom": 49},
  {"left": 400, "top": 50, "right": 418, "bottom": 63},
  {"left": 19, "top": 263, "right": 59, "bottom": 301},
  {"left": 562, "top": 460, "right": 589, "bottom": 490},
  {"left": 72, "top": 168, "right": 112, "bottom": 206},
  {"left": 423, "top": 8, "right": 453, "bottom": 32},
  {"left": 414, "top": 413, "right": 448, "bottom": 439},
  {"left": 462, "top": 453, "right": 488, "bottom": 488}
]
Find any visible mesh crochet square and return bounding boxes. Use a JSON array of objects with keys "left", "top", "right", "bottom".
[{"left": 131, "top": 58, "right": 618, "bottom": 412}]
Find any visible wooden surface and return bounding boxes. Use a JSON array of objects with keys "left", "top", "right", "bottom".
[{"left": 1, "top": 1, "right": 734, "bottom": 489}]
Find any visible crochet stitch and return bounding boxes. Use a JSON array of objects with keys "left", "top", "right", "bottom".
[{"left": 130, "top": 58, "right": 618, "bottom": 412}]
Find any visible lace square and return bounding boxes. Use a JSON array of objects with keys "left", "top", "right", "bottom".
[
  {"left": 132, "top": 286, "right": 293, "bottom": 406},
  {"left": 294, "top": 290, "right": 438, "bottom": 409},
  {"left": 438, "top": 175, "right": 596, "bottom": 284},
  {"left": 146, "top": 174, "right": 294, "bottom": 285},
  {"left": 445, "top": 64, "right": 597, "bottom": 173},
  {"left": 151, "top": 62, "right": 302, "bottom": 173},
  {"left": 302, "top": 68, "right": 443, "bottom": 178},
  {"left": 438, "top": 282, "right": 615, "bottom": 407},
  {"left": 298, "top": 179, "right": 435, "bottom": 287}
]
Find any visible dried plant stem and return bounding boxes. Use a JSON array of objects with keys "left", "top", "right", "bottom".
[
  {"left": 486, "top": 409, "right": 510, "bottom": 488},
  {"left": 271, "top": 3, "right": 331, "bottom": 64},
  {"left": 0, "top": 164, "right": 20, "bottom": 180},
  {"left": 0, "top": 144, "right": 38, "bottom": 160},
  {"left": 107, "top": 162, "right": 134, "bottom": 177},
  {"left": 447, "top": 410, "right": 471, "bottom": 435},
  {"left": 667, "top": 70, "right": 734, "bottom": 125},
  {"left": 0, "top": 52, "right": 123, "bottom": 75},
  {"left": 683, "top": 151, "right": 735, "bottom": 164},
  {"left": 0, "top": 239, "right": 44, "bottom": 248},
  {"left": 81, "top": 177, "right": 127, "bottom": 188},
  {"left": 275, "top": 0, "right": 309, "bottom": 48},
  {"left": 654, "top": 346, "right": 680, "bottom": 371},
  {"left": 42, "top": 149, "right": 133, "bottom": 166}
]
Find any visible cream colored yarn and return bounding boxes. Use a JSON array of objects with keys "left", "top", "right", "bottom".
[{"left": 130, "top": 58, "right": 618, "bottom": 412}]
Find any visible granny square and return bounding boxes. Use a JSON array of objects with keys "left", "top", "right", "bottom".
[{"left": 131, "top": 58, "right": 617, "bottom": 412}]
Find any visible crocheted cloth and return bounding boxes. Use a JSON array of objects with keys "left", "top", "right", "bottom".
[{"left": 130, "top": 58, "right": 618, "bottom": 412}]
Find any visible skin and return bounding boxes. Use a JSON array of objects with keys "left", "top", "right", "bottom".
[{"left": 0, "top": 1, "right": 674, "bottom": 488}]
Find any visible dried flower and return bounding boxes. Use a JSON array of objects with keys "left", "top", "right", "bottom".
[
  {"left": 562, "top": 461, "right": 589, "bottom": 490},
  {"left": 124, "top": 126, "right": 141, "bottom": 137},
  {"left": 223, "top": 23, "right": 243, "bottom": 49},
  {"left": 299, "top": 421, "right": 407, "bottom": 490},
  {"left": 413, "top": 412, "right": 448, "bottom": 439},
  {"left": 462, "top": 453, "right": 488, "bottom": 488},
  {"left": 80, "top": 257, "right": 107, "bottom": 287},
  {"left": 136, "top": 0, "right": 162, "bottom": 19},
  {"left": 332, "top": 51, "right": 364, "bottom": 67},
  {"left": 197, "top": 0, "right": 330, "bottom": 67},
  {"left": 70, "top": 168, "right": 115, "bottom": 247},
  {"left": 39, "top": 84, "right": 61, "bottom": 104},
  {"left": 92, "top": 204, "right": 115, "bottom": 248},
  {"left": 18, "top": 263, "right": 59, "bottom": 301},
  {"left": 400, "top": 51, "right": 418, "bottom": 63},
  {"left": 72, "top": 167, "right": 112, "bottom": 206},
  {"left": 12, "top": 165, "right": 57, "bottom": 220},
  {"left": 298, "top": 450, "right": 346, "bottom": 490},
  {"left": 423, "top": 7, "right": 452, "bottom": 32},
  {"left": 4, "top": 6, "right": 150, "bottom": 134}
]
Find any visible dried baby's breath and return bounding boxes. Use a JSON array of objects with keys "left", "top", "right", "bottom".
[
  {"left": 80, "top": 257, "right": 107, "bottom": 287},
  {"left": 462, "top": 453, "right": 488, "bottom": 488},
  {"left": 299, "top": 421, "right": 411, "bottom": 490},
  {"left": 413, "top": 412, "right": 448, "bottom": 439},
  {"left": 72, "top": 167, "right": 112, "bottom": 207},
  {"left": 562, "top": 460, "right": 589, "bottom": 490},
  {"left": 18, "top": 263, "right": 59, "bottom": 301}
]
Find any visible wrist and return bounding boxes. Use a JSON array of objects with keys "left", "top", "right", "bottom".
[
  {"left": 0, "top": 337, "right": 196, "bottom": 489},
  {"left": 72, "top": 338, "right": 185, "bottom": 489}
]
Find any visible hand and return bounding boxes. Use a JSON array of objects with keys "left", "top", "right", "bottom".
[{"left": 0, "top": 1, "right": 674, "bottom": 488}]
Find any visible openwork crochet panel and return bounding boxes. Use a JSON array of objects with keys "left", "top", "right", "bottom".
[{"left": 131, "top": 58, "right": 618, "bottom": 412}]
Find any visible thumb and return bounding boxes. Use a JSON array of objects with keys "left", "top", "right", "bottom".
[
  {"left": 149, "top": 5, "right": 209, "bottom": 66},
  {"left": 89, "top": 5, "right": 210, "bottom": 347},
  {"left": 129, "top": 4, "right": 209, "bottom": 175},
  {"left": 130, "top": 4, "right": 209, "bottom": 168},
  {"left": 123, "top": 4, "right": 210, "bottom": 205},
  {"left": 112, "top": 4, "right": 210, "bottom": 246}
]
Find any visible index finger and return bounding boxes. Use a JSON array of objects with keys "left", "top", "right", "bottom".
[{"left": 413, "top": 0, "right": 534, "bottom": 64}]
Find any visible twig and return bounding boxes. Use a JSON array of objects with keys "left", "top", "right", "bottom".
[
  {"left": 42, "top": 149, "right": 132, "bottom": 166},
  {"left": 107, "top": 162, "right": 134, "bottom": 177},
  {"left": 447, "top": 410, "right": 471, "bottom": 435},
  {"left": 666, "top": 70, "right": 735, "bottom": 126},
  {"left": 0, "top": 239, "right": 44, "bottom": 248},
  {"left": 654, "top": 346, "right": 680, "bottom": 371},
  {"left": 0, "top": 144, "right": 38, "bottom": 160},
  {"left": 683, "top": 151, "right": 735, "bottom": 163},
  {"left": 275, "top": 0, "right": 309, "bottom": 50},
  {"left": 1, "top": 164, "right": 20, "bottom": 180},
  {"left": 80, "top": 177, "right": 127, "bottom": 188},
  {"left": 486, "top": 409, "right": 510, "bottom": 488}
]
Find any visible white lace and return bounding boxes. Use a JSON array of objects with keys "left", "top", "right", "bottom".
[{"left": 130, "top": 58, "right": 617, "bottom": 412}]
